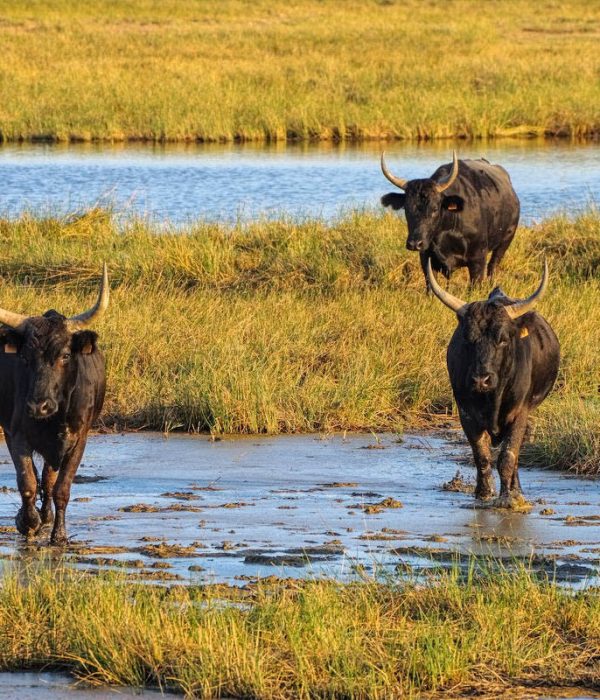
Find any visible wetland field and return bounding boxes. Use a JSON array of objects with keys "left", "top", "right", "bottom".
[
  {"left": 0, "top": 208, "right": 597, "bottom": 471},
  {"left": 0, "top": 1, "right": 599, "bottom": 696},
  {"left": 0, "top": 0, "right": 598, "bottom": 143},
  {"left": 2, "top": 556, "right": 600, "bottom": 698},
  {"left": 0, "top": 201, "right": 598, "bottom": 697}
]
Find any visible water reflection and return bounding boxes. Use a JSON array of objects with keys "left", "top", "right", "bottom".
[{"left": 0, "top": 139, "right": 597, "bottom": 225}]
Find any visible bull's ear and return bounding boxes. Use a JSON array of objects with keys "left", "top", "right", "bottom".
[
  {"left": 0, "top": 329, "right": 22, "bottom": 354},
  {"left": 442, "top": 195, "right": 464, "bottom": 212},
  {"left": 381, "top": 193, "right": 406, "bottom": 210},
  {"left": 71, "top": 330, "right": 99, "bottom": 356}
]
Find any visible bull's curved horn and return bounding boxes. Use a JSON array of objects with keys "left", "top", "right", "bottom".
[
  {"left": 0, "top": 307, "right": 28, "bottom": 329},
  {"left": 66, "top": 263, "right": 109, "bottom": 330},
  {"left": 503, "top": 260, "right": 548, "bottom": 320},
  {"left": 426, "top": 258, "right": 467, "bottom": 316},
  {"left": 380, "top": 152, "right": 408, "bottom": 190},
  {"left": 435, "top": 150, "right": 459, "bottom": 193}
]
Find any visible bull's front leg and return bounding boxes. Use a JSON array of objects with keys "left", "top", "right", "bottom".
[
  {"left": 468, "top": 431, "right": 496, "bottom": 500},
  {"left": 50, "top": 439, "right": 86, "bottom": 545},
  {"left": 494, "top": 411, "right": 530, "bottom": 510},
  {"left": 459, "top": 410, "right": 496, "bottom": 499},
  {"left": 7, "top": 438, "right": 42, "bottom": 538},
  {"left": 40, "top": 461, "right": 58, "bottom": 527},
  {"left": 467, "top": 256, "right": 487, "bottom": 286}
]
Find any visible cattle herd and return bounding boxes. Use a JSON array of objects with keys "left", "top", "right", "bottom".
[{"left": 0, "top": 154, "right": 559, "bottom": 543}]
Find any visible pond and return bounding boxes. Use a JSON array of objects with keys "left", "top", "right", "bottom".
[
  {"left": 0, "top": 140, "right": 597, "bottom": 225},
  {"left": 1, "top": 432, "right": 598, "bottom": 586}
]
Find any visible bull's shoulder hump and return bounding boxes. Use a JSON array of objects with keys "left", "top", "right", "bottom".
[
  {"left": 430, "top": 158, "right": 512, "bottom": 187},
  {"left": 458, "top": 160, "right": 515, "bottom": 194},
  {"left": 460, "top": 159, "right": 511, "bottom": 178}
]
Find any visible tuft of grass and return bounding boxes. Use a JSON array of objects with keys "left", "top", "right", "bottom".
[
  {"left": 0, "top": 1, "right": 598, "bottom": 142},
  {"left": 0, "top": 209, "right": 597, "bottom": 472},
  {"left": 0, "top": 564, "right": 599, "bottom": 697}
]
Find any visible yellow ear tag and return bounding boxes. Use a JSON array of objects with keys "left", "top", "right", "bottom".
[
  {"left": 4, "top": 343, "right": 17, "bottom": 354},
  {"left": 520, "top": 327, "right": 529, "bottom": 339}
]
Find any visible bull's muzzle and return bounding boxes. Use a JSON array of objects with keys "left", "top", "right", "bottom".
[
  {"left": 27, "top": 398, "right": 58, "bottom": 420},
  {"left": 471, "top": 374, "right": 497, "bottom": 393},
  {"left": 406, "top": 238, "right": 425, "bottom": 252}
]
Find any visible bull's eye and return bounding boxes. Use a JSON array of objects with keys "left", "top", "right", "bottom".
[{"left": 61, "top": 352, "right": 71, "bottom": 362}]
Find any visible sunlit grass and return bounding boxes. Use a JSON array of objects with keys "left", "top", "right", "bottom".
[
  {"left": 0, "top": 209, "right": 598, "bottom": 471},
  {"left": 0, "top": 1, "right": 598, "bottom": 142},
  {"left": 0, "top": 564, "right": 599, "bottom": 697}
]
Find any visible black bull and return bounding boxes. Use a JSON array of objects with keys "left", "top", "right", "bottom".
[
  {"left": 428, "top": 260, "right": 559, "bottom": 507},
  {"left": 0, "top": 266, "right": 108, "bottom": 544},
  {"left": 381, "top": 152, "right": 520, "bottom": 287}
]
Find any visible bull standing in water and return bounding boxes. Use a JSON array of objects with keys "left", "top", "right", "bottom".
[
  {"left": 381, "top": 151, "right": 520, "bottom": 288},
  {"left": 428, "top": 259, "right": 559, "bottom": 508},
  {"left": 0, "top": 265, "right": 108, "bottom": 544}
]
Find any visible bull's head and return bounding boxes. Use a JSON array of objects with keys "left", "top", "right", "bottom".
[
  {"left": 381, "top": 151, "right": 462, "bottom": 251},
  {"left": 427, "top": 259, "right": 548, "bottom": 393},
  {"left": 0, "top": 265, "right": 109, "bottom": 419}
]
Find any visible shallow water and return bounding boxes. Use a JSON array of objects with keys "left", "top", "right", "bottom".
[
  {"left": 0, "top": 432, "right": 599, "bottom": 586},
  {"left": 0, "top": 140, "right": 597, "bottom": 224},
  {"left": 0, "top": 672, "right": 173, "bottom": 698}
]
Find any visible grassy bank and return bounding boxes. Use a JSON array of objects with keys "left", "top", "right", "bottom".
[
  {"left": 0, "top": 208, "right": 598, "bottom": 472},
  {"left": 0, "top": 565, "right": 599, "bottom": 697},
  {"left": 0, "top": 1, "right": 599, "bottom": 142}
]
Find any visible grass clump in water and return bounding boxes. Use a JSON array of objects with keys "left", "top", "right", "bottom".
[{"left": 0, "top": 564, "right": 599, "bottom": 697}]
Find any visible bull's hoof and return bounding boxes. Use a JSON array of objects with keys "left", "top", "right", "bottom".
[
  {"left": 50, "top": 530, "right": 68, "bottom": 546},
  {"left": 15, "top": 507, "right": 42, "bottom": 538},
  {"left": 474, "top": 489, "right": 496, "bottom": 501},
  {"left": 40, "top": 508, "right": 54, "bottom": 528},
  {"left": 492, "top": 494, "right": 533, "bottom": 512}
]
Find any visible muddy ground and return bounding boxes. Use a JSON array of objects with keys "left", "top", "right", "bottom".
[{"left": 0, "top": 431, "right": 599, "bottom": 586}]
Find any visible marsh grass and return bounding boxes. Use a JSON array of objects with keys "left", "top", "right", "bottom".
[
  {"left": 0, "top": 209, "right": 597, "bottom": 471},
  {"left": 0, "top": 564, "right": 599, "bottom": 697},
  {"left": 0, "top": 1, "right": 599, "bottom": 142}
]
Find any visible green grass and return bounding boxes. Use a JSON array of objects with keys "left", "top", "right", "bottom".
[
  {"left": 0, "top": 1, "right": 599, "bottom": 142},
  {"left": 0, "top": 564, "right": 599, "bottom": 697},
  {"left": 0, "top": 208, "right": 598, "bottom": 472}
]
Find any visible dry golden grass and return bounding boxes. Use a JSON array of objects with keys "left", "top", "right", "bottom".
[
  {"left": 0, "top": 1, "right": 598, "bottom": 141},
  {"left": 0, "top": 208, "right": 597, "bottom": 471},
  {"left": 0, "top": 564, "right": 599, "bottom": 697}
]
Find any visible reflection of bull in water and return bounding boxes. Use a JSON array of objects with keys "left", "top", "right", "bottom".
[
  {"left": 381, "top": 151, "right": 520, "bottom": 289},
  {"left": 428, "top": 260, "right": 559, "bottom": 508},
  {"left": 0, "top": 266, "right": 108, "bottom": 544}
]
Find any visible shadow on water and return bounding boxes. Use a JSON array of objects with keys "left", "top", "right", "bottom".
[
  {"left": 0, "top": 140, "right": 597, "bottom": 224},
  {"left": 0, "top": 432, "right": 599, "bottom": 587}
]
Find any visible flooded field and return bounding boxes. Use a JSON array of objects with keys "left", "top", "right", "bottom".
[
  {"left": 0, "top": 432, "right": 599, "bottom": 586},
  {"left": 0, "top": 140, "right": 598, "bottom": 224}
]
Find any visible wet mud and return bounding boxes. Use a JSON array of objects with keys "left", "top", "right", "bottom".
[{"left": 0, "top": 432, "right": 599, "bottom": 585}]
